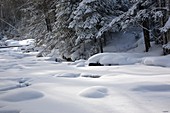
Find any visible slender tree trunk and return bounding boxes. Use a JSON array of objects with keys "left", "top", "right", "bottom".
[
  {"left": 103, "top": 33, "right": 107, "bottom": 46},
  {"left": 99, "top": 38, "right": 103, "bottom": 53},
  {"left": 158, "top": 0, "right": 168, "bottom": 44},
  {"left": 43, "top": 0, "right": 52, "bottom": 32},
  {"left": 142, "top": 18, "right": 151, "bottom": 52},
  {"left": 0, "top": 2, "right": 4, "bottom": 30},
  {"left": 162, "top": 0, "right": 168, "bottom": 44},
  {"left": 166, "top": 0, "right": 170, "bottom": 42}
]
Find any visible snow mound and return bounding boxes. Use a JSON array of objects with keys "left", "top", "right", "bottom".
[
  {"left": 76, "top": 62, "right": 85, "bottom": 67},
  {"left": 142, "top": 55, "right": 170, "bottom": 67},
  {"left": 5, "top": 40, "right": 20, "bottom": 46},
  {"left": 4, "top": 39, "right": 36, "bottom": 52},
  {"left": 19, "top": 39, "right": 35, "bottom": 46},
  {"left": 69, "top": 59, "right": 86, "bottom": 67},
  {"left": 133, "top": 84, "right": 170, "bottom": 92},
  {"left": 5, "top": 39, "right": 35, "bottom": 47},
  {"left": 87, "top": 53, "right": 170, "bottom": 67},
  {"left": 79, "top": 86, "right": 108, "bottom": 98},
  {"left": 87, "top": 53, "right": 144, "bottom": 65},
  {"left": 0, "top": 90, "right": 43, "bottom": 102},
  {"left": 54, "top": 73, "right": 80, "bottom": 78}
]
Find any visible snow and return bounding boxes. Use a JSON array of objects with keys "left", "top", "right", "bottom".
[
  {"left": 0, "top": 39, "right": 170, "bottom": 113},
  {"left": 142, "top": 55, "right": 170, "bottom": 67},
  {"left": 87, "top": 52, "right": 170, "bottom": 67},
  {"left": 69, "top": 59, "right": 86, "bottom": 67},
  {"left": 163, "top": 43, "right": 170, "bottom": 49},
  {"left": 87, "top": 53, "right": 144, "bottom": 65},
  {"left": 161, "top": 17, "right": 170, "bottom": 32},
  {"left": 79, "top": 86, "right": 108, "bottom": 98},
  {"left": 2, "top": 39, "right": 36, "bottom": 52},
  {"left": 0, "top": 89, "right": 43, "bottom": 102},
  {"left": 5, "top": 39, "right": 35, "bottom": 47},
  {"left": 53, "top": 73, "right": 80, "bottom": 78}
]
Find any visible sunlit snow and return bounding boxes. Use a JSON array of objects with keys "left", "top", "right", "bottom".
[{"left": 0, "top": 39, "right": 170, "bottom": 113}]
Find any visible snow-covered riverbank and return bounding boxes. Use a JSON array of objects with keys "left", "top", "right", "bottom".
[{"left": 0, "top": 45, "right": 170, "bottom": 113}]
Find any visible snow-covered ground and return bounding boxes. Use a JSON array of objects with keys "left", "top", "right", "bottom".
[{"left": 0, "top": 39, "right": 170, "bottom": 113}]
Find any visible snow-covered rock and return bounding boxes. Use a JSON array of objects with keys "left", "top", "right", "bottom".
[
  {"left": 87, "top": 52, "right": 170, "bottom": 67},
  {"left": 142, "top": 55, "right": 170, "bottom": 67},
  {"left": 87, "top": 53, "right": 144, "bottom": 65}
]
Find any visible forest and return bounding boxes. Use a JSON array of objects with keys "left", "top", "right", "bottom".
[
  {"left": 0, "top": 0, "right": 170, "bottom": 60},
  {"left": 1, "top": 1, "right": 170, "bottom": 113}
]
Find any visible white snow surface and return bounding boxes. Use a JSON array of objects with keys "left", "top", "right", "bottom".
[
  {"left": 5, "top": 39, "right": 35, "bottom": 47},
  {"left": 87, "top": 52, "right": 170, "bottom": 67},
  {"left": 0, "top": 39, "right": 170, "bottom": 113}
]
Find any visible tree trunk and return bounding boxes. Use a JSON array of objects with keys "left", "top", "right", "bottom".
[
  {"left": 142, "top": 18, "right": 151, "bottom": 52},
  {"left": 158, "top": 0, "right": 168, "bottom": 44},
  {"left": 162, "top": 0, "right": 168, "bottom": 44},
  {"left": 166, "top": 0, "right": 170, "bottom": 42},
  {"left": 103, "top": 32, "right": 107, "bottom": 46},
  {"left": 99, "top": 38, "right": 103, "bottom": 53},
  {"left": 43, "top": 0, "right": 52, "bottom": 32}
]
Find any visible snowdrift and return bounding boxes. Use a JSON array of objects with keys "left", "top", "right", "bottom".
[{"left": 87, "top": 53, "right": 170, "bottom": 67}]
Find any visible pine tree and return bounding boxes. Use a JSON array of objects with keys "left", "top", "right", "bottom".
[
  {"left": 67, "top": 0, "right": 128, "bottom": 60},
  {"left": 97, "top": 0, "right": 169, "bottom": 52},
  {"left": 0, "top": 0, "right": 24, "bottom": 36},
  {"left": 19, "top": 0, "right": 56, "bottom": 44},
  {"left": 53, "top": 0, "right": 81, "bottom": 60}
]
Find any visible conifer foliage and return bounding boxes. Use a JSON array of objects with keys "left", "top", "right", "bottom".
[{"left": 0, "top": 0, "right": 170, "bottom": 60}]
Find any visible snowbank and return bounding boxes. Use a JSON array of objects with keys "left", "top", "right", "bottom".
[
  {"left": 87, "top": 53, "right": 144, "bottom": 65},
  {"left": 5, "top": 39, "right": 35, "bottom": 47},
  {"left": 79, "top": 86, "right": 108, "bottom": 98},
  {"left": 142, "top": 55, "right": 170, "bottom": 67},
  {"left": 87, "top": 53, "right": 170, "bottom": 67},
  {"left": 3, "top": 39, "right": 37, "bottom": 52}
]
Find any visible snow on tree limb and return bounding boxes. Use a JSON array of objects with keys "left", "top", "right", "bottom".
[
  {"left": 96, "top": 0, "right": 158, "bottom": 39},
  {"left": 161, "top": 17, "right": 170, "bottom": 32}
]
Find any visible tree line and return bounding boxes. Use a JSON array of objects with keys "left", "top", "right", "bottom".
[{"left": 0, "top": 0, "right": 170, "bottom": 60}]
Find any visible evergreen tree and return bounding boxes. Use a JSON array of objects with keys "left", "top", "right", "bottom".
[
  {"left": 19, "top": 0, "right": 56, "bottom": 45},
  {"left": 0, "top": 0, "right": 24, "bottom": 36},
  {"left": 97, "top": 0, "right": 169, "bottom": 52},
  {"left": 67, "top": 0, "right": 128, "bottom": 60},
  {"left": 52, "top": 0, "right": 81, "bottom": 60}
]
